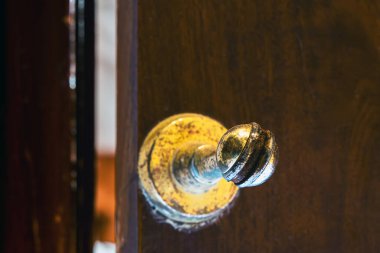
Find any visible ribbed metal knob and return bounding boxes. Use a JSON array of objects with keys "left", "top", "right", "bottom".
[
  {"left": 216, "top": 123, "right": 278, "bottom": 187},
  {"left": 139, "top": 113, "right": 279, "bottom": 231}
]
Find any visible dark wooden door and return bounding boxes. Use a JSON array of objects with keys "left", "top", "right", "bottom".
[
  {"left": 117, "top": 1, "right": 380, "bottom": 252},
  {"left": 3, "top": 0, "right": 95, "bottom": 252}
]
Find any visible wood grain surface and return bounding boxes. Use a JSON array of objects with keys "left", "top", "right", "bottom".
[
  {"left": 134, "top": 0, "right": 380, "bottom": 252},
  {"left": 116, "top": 0, "right": 138, "bottom": 252},
  {"left": 4, "top": 0, "right": 75, "bottom": 252},
  {"left": 4, "top": 0, "right": 96, "bottom": 252}
]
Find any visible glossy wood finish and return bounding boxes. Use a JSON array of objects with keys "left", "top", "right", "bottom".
[
  {"left": 4, "top": 0, "right": 96, "bottom": 252},
  {"left": 0, "top": 0, "right": 6, "bottom": 251},
  {"left": 135, "top": 0, "right": 380, "bottom": 252},
  {"left": 116, "top": 0, "right": 138, "bottom": 252},
  {"left": 4, "top": 0, "right": 74, "bottom": 252}
]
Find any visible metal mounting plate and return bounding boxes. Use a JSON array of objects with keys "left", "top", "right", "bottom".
[{"left": 138, "top": 113, "right": 239, "bottom": 231}]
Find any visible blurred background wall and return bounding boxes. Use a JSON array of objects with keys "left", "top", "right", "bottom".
[{"left": 94, "top": 0, "right": 116, "bottom": 243}]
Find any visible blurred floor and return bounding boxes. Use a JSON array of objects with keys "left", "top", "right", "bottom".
[
  {"left": 94, "top": 155, "right": 115, "bottom": 242},
  {"left": 94, "top": 0, "right": 116, "bottom": 244}
]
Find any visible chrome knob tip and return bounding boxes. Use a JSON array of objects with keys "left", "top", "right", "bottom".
[{"left": 216, "top": 123, "right": 279, "bottom": 187}]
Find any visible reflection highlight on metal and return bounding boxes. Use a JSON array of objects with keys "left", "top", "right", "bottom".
[{"left": 138, "top": 113, "right": 278, "bottom": 232}]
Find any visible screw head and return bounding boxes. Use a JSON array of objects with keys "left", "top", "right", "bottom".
[{"left": 216, "top": 123, "right": 279, "bottom": 187}]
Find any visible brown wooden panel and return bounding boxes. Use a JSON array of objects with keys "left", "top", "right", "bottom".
[
  {"left": 116, "top": 0, "right": 138, "bottom": 252},
  {"left": 0, "top": 0, "right": 6, "bottom": 250},
  {"left": 4, "top": 0, "right": 75, "bottom": 252},
  {"left": 137, "top": 1, "right": 380, "bottom": 252}
]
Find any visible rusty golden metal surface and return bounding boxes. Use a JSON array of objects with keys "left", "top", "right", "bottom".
[
  {"left": 138, "top": 113, "right": 279, "bottom": 231},
  {"left": 138, "top": 113, "right": 239, "bottom": 231}
]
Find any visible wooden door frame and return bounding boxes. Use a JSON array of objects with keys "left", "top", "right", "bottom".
[
  {"left": 116, "top": 0, "right": 138, "bottom": 252},
  {"left": 3, "top": 0, "right": 95, "bottom": 252},
  {"left": 76, "top": 0, "right": 96, "bottom": 251},
  {"left": 4, "top": 0, "right": 74, "bottom": 251}
]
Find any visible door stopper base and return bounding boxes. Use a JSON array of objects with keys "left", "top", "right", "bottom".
[{"left": 138, "top": 113, "right": 278, "bottom": 232}]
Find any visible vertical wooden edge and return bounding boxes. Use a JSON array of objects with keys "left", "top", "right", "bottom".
[
  {"left": 76, "top": 0, "right": 95, "bottom": 251},
  {"left": 0, "top": 0, "right": 6, "bottom": 251},
  {"left": 116, "top": 0, "right": 138, "bottom": 252},
  {"left": 4, "top": 0, "right": 73, "bottom": 252}
]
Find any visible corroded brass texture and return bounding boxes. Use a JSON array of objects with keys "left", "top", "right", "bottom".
[
  {"left": 138, "top": 114, "right": 238, "bottom": 231},
  {"left": 138, "top": 113, "right": 278, "bottom": 232}
]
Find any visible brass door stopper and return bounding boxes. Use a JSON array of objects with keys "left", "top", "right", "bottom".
[{"left": 138, "top": 113, "right": 278, "bottom": 232}]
